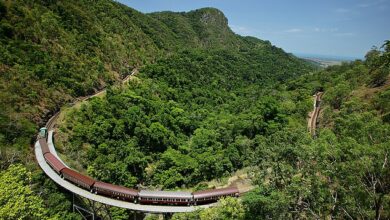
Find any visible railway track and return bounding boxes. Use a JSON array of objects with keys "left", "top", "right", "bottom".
[
  {"left": 308, "top": 92, "right": 323, "bottom": 136},
  {"left": 46, "top": 112, "right": 60, "bottom": 131}
]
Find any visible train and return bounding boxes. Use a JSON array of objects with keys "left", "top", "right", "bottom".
[{"left": 38, "top": 127, "right": 239, "bottom": 206}]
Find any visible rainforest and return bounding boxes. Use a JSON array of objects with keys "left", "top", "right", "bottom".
[{"left": 0, "top": 0, "right": 389, "bottom": 219}]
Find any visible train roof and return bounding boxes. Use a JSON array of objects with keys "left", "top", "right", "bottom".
[
  {"left": 44, "top": 153, "right": 66, "bottom": 172},
  {"left": 94, "top": 181, "right": 138, "bottom": 196},
  {"left": 138, "top": 190, "right": 192, "bottom": 199},
  {"left": 39, "top": 138, "right": 50, "bottom": 155},
  {"left": 61, "top": 168, "right": 95, "bottom": 186},
  {"left": 193, "top": 186, "right": 239, "bottom": 199}
]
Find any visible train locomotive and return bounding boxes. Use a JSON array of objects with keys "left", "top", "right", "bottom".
[{"left": 38, "top": 127, "right": 239, "bottom": 206}]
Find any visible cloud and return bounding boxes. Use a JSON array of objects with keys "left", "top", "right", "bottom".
[
  {"left": 314, "top": 27, "right": 338, "bottom": 33},
  {"left": 334, "top": 32, "right": 356, "bottom": 37},
  {"left": 285, "top": 28, "right": 302, "bottom": 33}
]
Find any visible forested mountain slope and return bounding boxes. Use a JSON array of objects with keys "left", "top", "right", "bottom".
[{"left": 0, "top": 0, "right": 305, "bottom": 161}]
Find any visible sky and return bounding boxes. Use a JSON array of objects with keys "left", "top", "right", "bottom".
[{"left": 117, "top": 0, "right": 390, "bottom": 59}]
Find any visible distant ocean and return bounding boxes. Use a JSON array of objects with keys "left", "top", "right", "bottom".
[{"left": 293, "top": 53, "right": 362, "bottom": 61}]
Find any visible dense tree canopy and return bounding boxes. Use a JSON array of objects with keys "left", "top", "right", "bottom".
[
  {"left": 58, "top": 48, "right": 311, "bottom": 189},
  {"left": 0, "top": 164, "right": 47, "bottom": 219}
]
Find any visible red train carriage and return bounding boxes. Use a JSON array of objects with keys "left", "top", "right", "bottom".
[
  {"left": 192, "top": 186, "right": 239, "bottom": 205},
  {"left": 61, "top": 168, "right": 95, "bottom": 191},
  {"left": 138, "top": 190, "right": 193, "bottom": 206},
  {"left": 39, "top": 137, "right": 50, "bottom": 155},
  {"left": 44, "top": 153, "right": 66, "bottom": 174},
  {"left": 93, "top": 181, "right": 138, "bottom": 202}
]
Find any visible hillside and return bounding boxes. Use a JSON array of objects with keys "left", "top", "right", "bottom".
[{"left": 0, "top": 0, "right": 304, "bottom": 162}]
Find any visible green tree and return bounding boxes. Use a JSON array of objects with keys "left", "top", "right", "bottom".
[
  {"left": 172, "top": 197, "right": 244, "bottom": 220},
  {"left": 0, "top": 164, "right": 48, "bottom": 219},
  {"left": 199, "top": 197, "right": 245, "bottom": 220},
  {"left": 243, "top": 187, "right": 290, "bottom": 219}
]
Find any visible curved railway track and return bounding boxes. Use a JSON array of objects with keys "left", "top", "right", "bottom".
[{"left": 46, "top": 112, "right": 60, "bottom": 131}]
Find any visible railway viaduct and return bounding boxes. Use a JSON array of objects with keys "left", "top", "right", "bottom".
[{"left": 35, "top": 131, "right": 213, "bottom": 214}]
